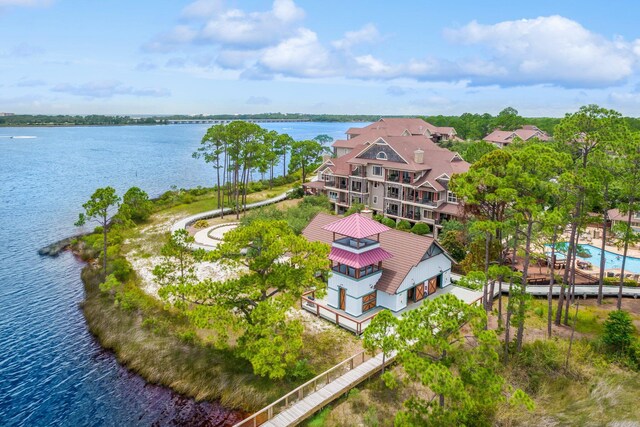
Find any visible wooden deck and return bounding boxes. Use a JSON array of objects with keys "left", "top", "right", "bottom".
[{"left": 233, "top": 351, "right": 394, "bottom": 427}]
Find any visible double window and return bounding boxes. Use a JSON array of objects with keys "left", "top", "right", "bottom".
[{"left": 372, "top": 165, "right": 383, "bottom": 176}]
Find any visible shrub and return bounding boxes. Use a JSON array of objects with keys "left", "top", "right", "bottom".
[
  {"left": 345, "top": 203, "right": 365, "bottom": 216},
  {"left": 373, "top": 214, "right": 383, "bottom": 222},
  {"left": 287, "top": 186, "right": 305, "bottom": 199},
  {"left": 193, "top": 219, "right": 209, "bottom": 229},
  {"left": 603, "top": 277, "right": 638, "bottom": 287},
  {"left": 110, "top": 258, "right": 134, "bottom": 282},
  {"left": 602, "top": 310, "right": 636, "bottom": 354},
  {"left": 381, "top": 217, "right": 396, "bottom": 228},
  {"left": 411, "top": 222, "right": 430, "bottom": 235},
  {"left": 396, "top": 220, "right": 411, "bottom": 231}
]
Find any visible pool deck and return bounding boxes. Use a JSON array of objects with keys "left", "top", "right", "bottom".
[{"left": 572, "top": 235, "right": 640, "bottom": 277}]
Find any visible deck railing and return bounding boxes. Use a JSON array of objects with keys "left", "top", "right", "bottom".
[
  {"left": 233, "top": 350, "right": 375, "bottom": 427},
  {"left": 301, "top": 291, "right": 379, "bottom": 335}
]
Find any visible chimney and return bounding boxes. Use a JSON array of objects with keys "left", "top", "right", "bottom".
[
  {"left": 361, "top": 209, "right": 373, "bottom": 219},
  {"left": 414, "top": 148, "right": 424, "bottom": 164}
]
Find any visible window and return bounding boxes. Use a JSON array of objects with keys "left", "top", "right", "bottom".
[
  {"left": 373, "top": 182, "right": 379, "bottom": 188},
  {"left": 329, "top": 191, "right": 338, "bottom": 200},
  {"left": 423, "top": 209, "right": 434, "bottom": 219},
  {"left": 447, "top": 191, "right": 458, "bottom": 203},
  {"left": 373, "top": 196, "right": 378, "bottom": 204},
  {"left": 362, "top": 292, "right": 377, "bottom": 312},
  {"left": 372, "top": 165, "right": 383, "bottom": 176},
  {"left": 376, "top": 152, "right": 387, "bottom": 160}
]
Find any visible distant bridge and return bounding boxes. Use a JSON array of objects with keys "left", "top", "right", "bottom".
[{"left": 166, "top": 119, "right": 310, "bottom": 125}]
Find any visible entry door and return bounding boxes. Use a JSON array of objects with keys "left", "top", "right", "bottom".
[
  {"left": 339, "top": 288, "right": 346, "bottom": 310},
  {"left": 427, "top": 277, "right": 438, "bottom": 295},
  {"left": 414, "top": 283, "right": 425, "bottom": 301}
]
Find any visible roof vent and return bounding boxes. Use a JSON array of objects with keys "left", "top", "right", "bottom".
[{"left": 414, "top": 148, "right": 424, "bottom": 164}]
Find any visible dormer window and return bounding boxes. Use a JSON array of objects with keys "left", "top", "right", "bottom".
[{"left": 376, "top": 151, "right": 387, "bottom": 160}]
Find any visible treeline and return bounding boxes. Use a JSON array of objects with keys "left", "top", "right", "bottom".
[
  {"left": 161, "top": 113, "right": 384, "bottom": 122},
  {"left": 0, "top": 114, "right": 163, "bottom": 127}
]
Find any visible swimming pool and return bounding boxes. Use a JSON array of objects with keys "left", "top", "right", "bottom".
[{"left": 548, "top": 243, "right": 640, "bottom": 274}]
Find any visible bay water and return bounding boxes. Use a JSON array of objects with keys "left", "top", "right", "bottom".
[{"left": 0, "top": 122, "right": 364, "bottom": 426}]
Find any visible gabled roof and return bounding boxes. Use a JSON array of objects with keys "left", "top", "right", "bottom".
[
  {"left": 483, "top": 126, "right": 550, "bottom": 145},
  {"left": 322, "top": 212, "right": 391, "bottom": 238},
  {"left": 303, "top": 213, "right": 455, "bottom": 295}
]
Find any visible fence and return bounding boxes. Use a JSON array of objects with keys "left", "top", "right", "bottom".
[
  {"left": 301, "top": 291, "right": 378, "bottom": 335},
  {"left": 233, "top": 351, "right": 374, "bottom": 427}
]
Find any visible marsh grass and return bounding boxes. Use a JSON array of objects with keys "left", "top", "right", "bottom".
[{"left": 81, "top": 266, "right": 285, "bottom": 410}]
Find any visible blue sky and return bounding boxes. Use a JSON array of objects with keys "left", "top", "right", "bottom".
[{"left": 2, "top": 0, "right": 640, "bottom": 116}]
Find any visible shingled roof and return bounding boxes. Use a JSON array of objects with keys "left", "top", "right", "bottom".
[
  {"left": 322, "top": 213, "right": 391, "bottom": 238},
  {"left": 303, "top": 212, "right": 454, "bottom": 294}
]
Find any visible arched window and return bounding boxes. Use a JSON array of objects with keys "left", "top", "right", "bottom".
[{"left": 376, "top": 151, "right": 387, "bottom": 160}]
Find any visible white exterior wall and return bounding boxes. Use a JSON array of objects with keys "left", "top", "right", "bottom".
[
  {"left": 327, "top": 286, "right": 339, "bottom": 308},
  {"left": 370, "top": 181, "right": 384, "bottom": 211},
  {"left": 376, "top": 290, "right": 405, "bottom": 312},
  {"left": 336, "top": 147, "right": 351, "bottom": 157},
  {"left": 328, "top": 270, "right": 381, "bottom": 299},
  {"left": 396, "top": 253, "right": 452, "bottom": 294}
]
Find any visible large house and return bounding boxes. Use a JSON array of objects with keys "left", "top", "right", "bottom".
[
  {"left": 301, "top": 212, "right": 481, "bottom": 333},
  {"left": 607, "top": 209, "right": 640, "bottom": 233},
  {"left": 304, "top": 118, "right": 469, "bottom": 237},
  {"left": 483, "top": 125, "right": 550, "bottom": 148}
]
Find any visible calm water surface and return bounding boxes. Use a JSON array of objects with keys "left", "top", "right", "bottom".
[{"left": 0, "top": 122, "right": 365, "bottom": 426}]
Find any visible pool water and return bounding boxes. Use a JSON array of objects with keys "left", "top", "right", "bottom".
[{"left": 548, "top": 243, "right": 640, "bottom": 274}]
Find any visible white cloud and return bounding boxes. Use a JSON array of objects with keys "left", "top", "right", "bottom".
[
  {"left": 258, "top": 28, "right": 331, "bottom": 78},
  {"left": 445, "top": 15, "right": 639, "bottom": 87},
  {"left": 52, "top": 81, "right": 170, "bottom": 98},
  {"left": 332, "top": 23, "right": 380, "bottom": 50}
]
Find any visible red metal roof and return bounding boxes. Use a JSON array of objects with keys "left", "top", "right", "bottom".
[
  {"left": 329, "top": 246, "right": 393, "bottom": 269},
  {"left": 322, "top": 213, "right": 391, "bottom": 239}
]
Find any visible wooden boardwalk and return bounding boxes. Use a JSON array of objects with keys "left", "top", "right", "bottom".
[{"left": 234, "top": 352, "right": 393, "bottom": 427}]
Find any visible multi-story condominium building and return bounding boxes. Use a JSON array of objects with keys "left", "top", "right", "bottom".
[
  {"left": 304, "top": 118, "right": 469, "bottom": 237},
  {"left": 483, "top": 125, "right": 550, "bottom": 148}
]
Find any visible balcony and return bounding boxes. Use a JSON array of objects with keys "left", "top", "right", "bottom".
[
  {"left": 403, "top": 209, "right": 421, "bottom": 221},
  {"left": 387, "top": 172, "right": 400, "bottom": 182},
  {"left": 351, "top": 167, "right": 366, "bottom": 178},
  {"left": 418, "top": 197, "right": 437, "bottom": 207},
  {"left": 401, "top": 172, "right": 412, "bottom": 184}
]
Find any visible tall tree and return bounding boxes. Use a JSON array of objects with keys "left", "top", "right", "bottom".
[
  {"left": 389, "top": 294, "right": 532, "bottom": 426},
  {"left": 505, "top": 142, "right": 570, "bottom": 350},
  {"left": 492, "top": 107, "right": 525, "bottom": 131},
  {"left": 275, "top": 133, "right": 293, "bottom": 178},
  {"left": 554, "top": 105, "right": 629, "bottom": 323},
  {"left": 75, "top": 186, "right": 120, "bottom": 276},
  {"left": 193, "top": 124, "right": 227, "bottom": 217},
  {"left": 613, "top": 132, "right": 640, "bottom": 309},
  {"left": 158, "top": 220, "right": 330, "bottom": 378},
  {"left": 289, "top": 139, "right": 324, "bottom": 183}
]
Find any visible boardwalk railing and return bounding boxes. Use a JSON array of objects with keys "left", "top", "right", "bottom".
[
  {"left": 301, "top": 291, "right": 378, "bottom": 335},
  {"left": 234, "top": 351, "right": 375, "bottom": 427}
]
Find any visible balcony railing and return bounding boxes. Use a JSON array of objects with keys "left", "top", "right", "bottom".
[{"left": 387, "top": 174, "right": 399, "bottom": 183}]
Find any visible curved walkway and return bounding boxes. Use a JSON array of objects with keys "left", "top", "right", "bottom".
[
  {"left": 193, "top": 222, "right": 239, "bottom": 249},
  {"left": 171, "top": 189, "right": 294, "bottom": 251}
]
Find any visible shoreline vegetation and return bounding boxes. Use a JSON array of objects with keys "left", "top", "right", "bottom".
[{"left": 70, "top": 179, "right": 362, "bottom": 414}]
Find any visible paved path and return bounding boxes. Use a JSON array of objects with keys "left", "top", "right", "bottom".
[
  {"left": 451, "top": 274, "right": 640, "bottom": 299},
  {"left": 259, "top": 352, "right": 394, "bottom": 427},
  {"left": 171, "top": 190, "right": 293, "bottom": 251},
  {"left": 193, "top": 223, "right": 239, "bottom": 248}
]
